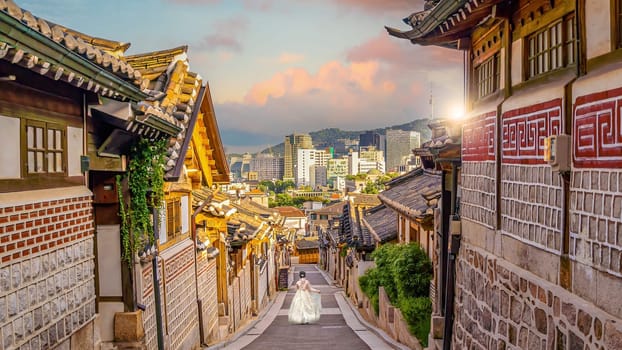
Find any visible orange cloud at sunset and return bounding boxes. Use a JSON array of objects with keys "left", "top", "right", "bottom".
[{"left": 244, "top": 60, "right": 393, "bottom": 106}]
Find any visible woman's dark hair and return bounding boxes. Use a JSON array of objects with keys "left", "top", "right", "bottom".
[{"left": 299, "top": 271, "right": 306, "bottom": 278}]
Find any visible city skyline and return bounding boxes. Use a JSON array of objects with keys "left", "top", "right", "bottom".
[{"left": 23, "top": 0, "right": 463, "bottom": 154}]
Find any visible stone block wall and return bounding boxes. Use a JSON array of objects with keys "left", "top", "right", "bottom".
[
  {"left": 0, "top": 188, "right": 96, "bottom": 349},
  {"left": 500, "top": 99, "right": 563, "bottom": 253},
  {"left": 452, "top": 244, "right": 622, "bottom": 349},
  {"left": 501, "top": 164, "right": 562, "bottom": 252},
  {"left": 570, "top": 169, "right": 622, "bottom": 276},
  {"left": 197, "top": 254, "right": 218, "bottom": 344},
  {"left": 240, "top": 263, "right": 251, "bottom": 321},
  {"left": 462, "top": 162, "right": 497, "bottom": 228},
  {"left": 140, "top": 258, "right": 164, "bottom": 350},
  {"left": 462, "top": 111, "right": 497, "bottom": 229},
  {"left": 161, "top": 241, "right": 199, "bottom": 350}
]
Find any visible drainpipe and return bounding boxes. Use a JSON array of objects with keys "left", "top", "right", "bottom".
[
  {"left": 442, "top": 161, "right": 460, "bottom": 350},
  {"left": 192, "top": 198, "right": 212, "bottom": 346},
  {"left": 442, "top": 233, "right": 461, "bottom": 350},
  {"left": 151, "top": 205, "right": 165, "bottom": 350}
]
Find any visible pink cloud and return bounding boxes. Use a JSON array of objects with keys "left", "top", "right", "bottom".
[
  {"left": 328, "top": 0, "right": 423, "bottom": 14},
  {"left": 347, "top": 33, "right": 463, "bottom": 70},
  {"left": 243, "top": 61, "right": 391, "bottom": 106}
]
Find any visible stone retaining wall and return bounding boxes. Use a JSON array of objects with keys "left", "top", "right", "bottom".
[{"left": 453, "top": 243, "right": 622, "bottom": 349}]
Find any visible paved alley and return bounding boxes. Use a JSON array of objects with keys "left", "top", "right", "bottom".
[{"left": 213, "top": 265, "right": 404, "bottom": 350}]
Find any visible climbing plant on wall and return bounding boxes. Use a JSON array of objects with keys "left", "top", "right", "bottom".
[{"left": 117, "top": 137, "right": 167, "bottom": 263}]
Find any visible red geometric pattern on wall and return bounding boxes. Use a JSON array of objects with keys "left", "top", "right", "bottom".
[
  {"left": 462, "top": 111, "right": 496, "bottom": 161},
  {"left": 502, "top": 99, "right": 562, "bottom": 164},
  {"left": 573, "top": 87, "right": 622, "bottom": 168}
]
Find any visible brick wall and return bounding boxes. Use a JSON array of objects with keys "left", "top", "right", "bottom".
[
  {"left": 452, "top": 244, "right": 622, "bottom": 349},
  {"left": 0, "top": 187, "right": 96, "bottom": 349}
]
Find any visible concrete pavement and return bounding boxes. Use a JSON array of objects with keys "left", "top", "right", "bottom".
[{"left": 206, "top": 264, "right": 409, "bottom": 350}]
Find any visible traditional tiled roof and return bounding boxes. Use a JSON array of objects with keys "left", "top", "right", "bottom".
[
  {"left": 378, "top": 169, "right": 441, "bottom": 219},
  {"left": 192, "top": 188, "right": 235, "bottom": 218},
  {"left": 311, "top": 201, "right": 346, "bottom": 216},
  {"left": 385, "top": 0, "right": 505, "bottom": 49},
  {"left": 295, "top": 239, "right": 319, "bottom": 250},
  {"left": 125, "top": 46, "right": 202, "bottom": 179},
  {"left": 339, "top": 201, "right": 375, "bottom": 251},
  {"left": 234, "top": 198, "right": 281, "bottom": 224},
  {"left": 0, "top": 0, "right": 183, "bottom": 137},
  {"left": 274, "top": 206, "right": 306, "bottom": 218},
  {"left": 362, "top": 205, "right": 397, "bottom": 243},
  {"left": 347, "top": 193, "right": 381, "bottom": 207}
]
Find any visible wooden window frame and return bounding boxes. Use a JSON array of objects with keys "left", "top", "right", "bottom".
[
  {"left": 166, "top": 197, "right": 182, "bottom": 242},
  {"left": 526, "top": 14, "right": 576, "bottom": 80},
  {"left": 22, "top": 118, "right": 67, "bottom": 177},
  {"left": 474, "top": 53, "right": 501, "bottom": 100}
]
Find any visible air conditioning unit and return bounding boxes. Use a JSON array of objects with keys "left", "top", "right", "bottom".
[{"left": 544, "top": 134, "right": 570, "bottom": 172}]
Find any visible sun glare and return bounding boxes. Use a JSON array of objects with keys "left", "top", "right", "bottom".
[{"left": 450, "top": 104, "right": 465, "bottom": 120}]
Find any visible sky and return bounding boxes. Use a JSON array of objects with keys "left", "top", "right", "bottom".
[{"left": 21, "top": 0, "right": 464, "bottom": 154}]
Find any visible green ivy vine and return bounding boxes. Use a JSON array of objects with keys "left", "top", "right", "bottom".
[{"left": 117, "top": 137, "right": 167, "bottom": 263}]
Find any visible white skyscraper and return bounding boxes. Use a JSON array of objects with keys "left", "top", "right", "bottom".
[{"left": 296, "top": 149, "right": 330, "bottom": 187}]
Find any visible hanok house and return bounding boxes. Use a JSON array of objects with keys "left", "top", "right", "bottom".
[
  {"left": 293, "top": 238, "right": 319, "bottom": 264},
  {"left": 0, "top": 1, "right": 187, "bottom": 349},
  {"left": 192, "top": 189, "right": 234, "bottom": 342},
  {"left": 377, "top": 168, "right": 441, "bottom": 257},
  {"left": 220, "top": 197, "right": 277, "bottom": 334},
  {"left": 388, "top": 0, "right": 622, "bottom": 349}
]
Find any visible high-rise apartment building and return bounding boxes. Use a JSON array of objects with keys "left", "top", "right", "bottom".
[
  {"left": 385, "top": 130, "right": 421, "bottom": 172},
  {"left": 283, "top": 133, "right": 313, "bottom": 182},
  {"left": 296, "top": 148, "right": 330, "bottom": 187},
  {"left": 250, "top": 153, "right": 284, "bottom": 181}
]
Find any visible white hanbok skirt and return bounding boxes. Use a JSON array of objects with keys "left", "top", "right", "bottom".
[{"left": 288, "top": 290, "right": 322, "bottom": 324}]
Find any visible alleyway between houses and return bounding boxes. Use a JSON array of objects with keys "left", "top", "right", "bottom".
[{"left": 208, "top": 264, "right": 407, "bottom": 350}]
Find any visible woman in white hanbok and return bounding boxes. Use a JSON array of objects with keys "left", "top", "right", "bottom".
[{"left": 288, "top": 271, "right": 322, "bottom": 324}]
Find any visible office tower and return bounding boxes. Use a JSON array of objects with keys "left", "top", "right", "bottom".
[
  {"left": 359, "top": 131, "right": 384, "bottom": 151},
  {"left": 250, "top": 153, "right": 284, "bottom": 181},
  {"left": 283, "top": 133, "right": 312, "bottom": 182},
  {"left": 385, "top": 130, "right": 421, "bottom": 172}
]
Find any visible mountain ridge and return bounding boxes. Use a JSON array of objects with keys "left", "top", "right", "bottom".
[{"left": 229, "top": 118, "right": 432, "bottom": 157}]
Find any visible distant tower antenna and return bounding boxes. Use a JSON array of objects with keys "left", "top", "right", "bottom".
[{"left": 429, "top": 82, "right": 434, "bottom": 120}]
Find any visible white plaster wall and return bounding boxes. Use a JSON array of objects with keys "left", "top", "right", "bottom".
[
  {"left": 181, "top": 195, "right": 189, "bottom": 234},
  {"left": 502, "top": 70, "right": 576, "bottom": 113},
  {"left": 585, "top": 0, "right": 612, "bottom": 60},
  {"left": 0, "top": 115, "right": 20, "bottom": 179},
  {"left": 96, "top": 225, "right": 123, "bottom": 297},
  {"left": 511, "top": 39, "right": 523, "bottom": 86},
  {"left": 573, "top": 64, "right": 622, "bottom": 98},
  {"left": 67, "top": 126, "right": 83, "bottom": 177}
]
